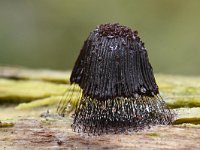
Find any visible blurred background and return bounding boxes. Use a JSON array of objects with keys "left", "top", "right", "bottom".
[{"left": 0, "top": 0, "right": 199, "bottom": 75}]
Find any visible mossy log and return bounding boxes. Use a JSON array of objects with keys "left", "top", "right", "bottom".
[
  {"left": 0, "top": 66, "right": 200, "bottom": 125},
  {"left": 0, "top": 66, "right": 70, "bottom": 83}
]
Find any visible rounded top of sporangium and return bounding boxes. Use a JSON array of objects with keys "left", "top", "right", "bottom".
[{"left": 70, "top": 23, "right": 158, "bottom": 100}]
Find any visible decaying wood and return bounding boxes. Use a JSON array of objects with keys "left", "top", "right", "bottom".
[
  {"left": 1, "top": 118, "right": 200, "bottom": 149},
  {"left": 0, "top": 66, "right": 200, "bottom": 149}
]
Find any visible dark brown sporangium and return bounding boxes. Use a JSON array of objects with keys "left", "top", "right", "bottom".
[{"left": 57, "top": 23, "right": 174, "bottom": 135}]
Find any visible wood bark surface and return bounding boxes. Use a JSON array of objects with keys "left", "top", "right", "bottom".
[{"left": 0, "top": 66, "right": 200, "bottom": 149}]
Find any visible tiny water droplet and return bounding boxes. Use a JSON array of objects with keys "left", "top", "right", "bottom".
[
  {"left": 95, "top": 33, "right": 99, "bottom": 36},
  {"left": 141, "top": 87, "right": 146, "bottom": 93},
  {"left": 91, "top": 50, "right": 96, "bottom": 54},
  {"left": 146, "top": 107, "right": 150, "bottom": 112},
  {"left": 112, "top": 107, "right": 116, "bottom": 113},
  {"left": 134, "top": 93, "right": 139, "bottom": 99},
  {"left": 98, "top": 56, "right": 102, "bottom": 61},
  {"left": 107, "top": 35, "right": 114, "bottom": 39},
  {"left": 109, "top": 45, "right": 118, "bottom": 51},
  {"left": 121, "top": 38, "right": 126, "bottom": 45}
]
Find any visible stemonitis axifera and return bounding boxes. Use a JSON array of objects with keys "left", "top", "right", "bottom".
[{"left": 57, "top": 23, "right": 173, "bottom": 135}]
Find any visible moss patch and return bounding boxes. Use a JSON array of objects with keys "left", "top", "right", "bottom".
[
  {"left": 145, "top": 133, "right": 160, "bottom": 137},
  {"left": 167, "top": 99, "right": 200, "bottom": 108},
  {"left": 0, "top": 121, "right": 14, "bottom": 128},
  {"left": 0, "top": 78, "right": 80, "bottom": 103},
  {"left": 173, "top": 118, "right": 200, "bottom": 125}
]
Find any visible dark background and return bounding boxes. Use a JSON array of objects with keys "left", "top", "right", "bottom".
[{"left": 0, "top": 0, "right": 200, "bottom": 75}]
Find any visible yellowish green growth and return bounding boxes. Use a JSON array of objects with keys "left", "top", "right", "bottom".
[
  {"left": 173, "top": 118, "right": 200, "bottom": 125},
  {"left": 175, "top": 123, "right": 200, "bottom": 128},
  {"left": 167, "top": 99, "right": 200, "bottom": 108},
  {"left": 1, "top": 67, "right": 200, "bottom": 125},
  {"left": 0, "top": 79, "right": 80, "bottom": 103},
  {"left": 157, "top": 74, "right": 200, "bottom": 97},
  {"left": 15, "top": 96, "right": 62, "bottom": 110},
  {"left": 0, "top": 121, "right": 14, "bottom": 128},
  {"left": 145, "top": 133, "right": 160, "bottom": 137},
  {"left": 173, "top": 108, "right": 200, "bottom": 125},
  {"left": 0, "top": 66, "right": 71, "bottom": 83},
  {"left": 16, "top": 93, "right": 81, "bottom": 110}
]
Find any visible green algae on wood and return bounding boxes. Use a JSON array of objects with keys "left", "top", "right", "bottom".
[
  {"left": 0, "top": 121, "right": 14, "bottom": 128},
  {"left": 15, "top": 94, "right": 81, "bottom": 111},
  {"left": 145, "top": 133, "right": 160, "bottom": 137},
  {"left": 15, "top": 96, "right": 63, "bottom": 110},
  {"left": 166, "top": 99, "right": 200, "bottom": 109},
  {"left": 157, "top": 74, "right": 200, "bottom": 97},
  {"left": 1, "top": 67, "right": 200, "bottom": 126},
  {"left": 173, "top": 118, "right": 200, "bottom": 125},
  {"left": 173, "top": 108, "right": 200, "bottom": 125},
  {"left": 0, "top": 78, "right": 80, "bottom": 103},
  {"left": 0, "top": 67, "right": 200, "bottom": 106},
  {"left": 0, "top": 66, "right": 71, "bottom": 83}
]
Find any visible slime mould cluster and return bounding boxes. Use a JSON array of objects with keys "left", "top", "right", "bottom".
[{"left": 58, "top": 23, "right": 174, "bottom": 135}]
